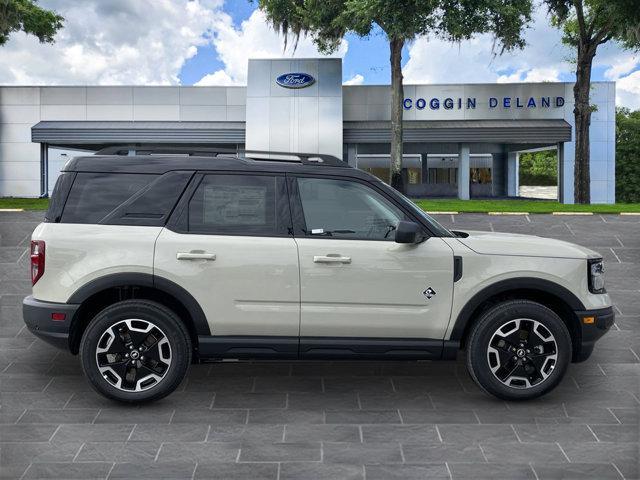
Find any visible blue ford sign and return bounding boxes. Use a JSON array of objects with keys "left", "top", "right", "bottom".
[{"left": 276, "top": 72, "right": 315, "bottom": 89}]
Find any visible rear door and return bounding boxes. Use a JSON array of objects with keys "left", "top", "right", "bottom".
[{"left": 154, "top": 172, "right": 300, "bottom": 347}]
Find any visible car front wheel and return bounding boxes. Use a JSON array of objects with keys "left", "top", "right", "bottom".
[
  {"left": 80, "top": 300, "right": 191, "bottom": 403},
  {"left": 466, "top": 300, "right": 572, "bottom": 401}
]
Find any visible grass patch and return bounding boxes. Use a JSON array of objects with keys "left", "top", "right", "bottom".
[
  {"left": 413, "top": 199, "right": 640, "bottom": 214},
  {"left": 2, "top": 197, "right": 640, "bottom": 214},
  {"left": 0, "top": 198, "right": 50, "bottom": 210}
]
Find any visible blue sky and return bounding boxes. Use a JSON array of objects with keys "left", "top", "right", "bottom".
[
  {"left": 178, "top": 0, "right": 627, "bottom": 87},
  {"left": 0, "top": 0, "right": 637, "bottom": 107}
]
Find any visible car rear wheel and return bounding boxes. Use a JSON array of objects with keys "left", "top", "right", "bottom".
[
  {"left": 80, "top": 300, "right": 191, "bottom": 403},
  {"left": 466, "top": 300, "right": 572, "bottom": 401}
]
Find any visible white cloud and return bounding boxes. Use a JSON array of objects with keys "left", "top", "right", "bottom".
[
  {"left": 616, "top": 70, "right": 640, "bottom": 109},
  {"left": 403, "top": 8, "right": 572, "bottom": 85},
  {"left": 402, "top": 6, "right": 639, "bottom": 108},
  {"left": 343, "top": 74, "right": 364, "bottom": 85},
  {"left": 497, "top": 67, "right": 561, "bottom": 83},
  {"left": 196, "top": 9, "right": 348, "bottom": 86},
  {"left": 0, "top": 0, "right": 224, "bottom": 85}
]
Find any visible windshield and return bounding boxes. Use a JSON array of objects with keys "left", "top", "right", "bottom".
[{"left": 376, "top": 181, "right": 454, "bottom": 237}]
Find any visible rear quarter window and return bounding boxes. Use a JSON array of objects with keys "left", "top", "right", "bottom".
[
  {"left": 61, "top": 173, "right": 156, "bottom": 224},
  {"left": 45, "top": 172, "right": 75, "bottom": 222}
]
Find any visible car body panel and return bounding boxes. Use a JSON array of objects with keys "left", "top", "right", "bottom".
[
  {"left": 441, "top": 237, "right": 612, "bottom": 340},
  {"left": 456, "top": 230, "right": 602, "bottom": 259},
  {"left": 153, "top": 228, "right": 300, "bottom": 337},
  {"left": 31, "top": 223, "right": 161, "bottom": 303},
  {"left": 295, "top": 236, "right": 455, "bottom": 339}
]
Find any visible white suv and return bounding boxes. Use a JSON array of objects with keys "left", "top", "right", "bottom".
[{"left": 23, "top": 150, "right": 614, "bottom": 403}]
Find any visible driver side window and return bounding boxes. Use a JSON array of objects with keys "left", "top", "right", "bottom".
[{"left": 296, "top": 177, "right": 408, "bottom": 241}]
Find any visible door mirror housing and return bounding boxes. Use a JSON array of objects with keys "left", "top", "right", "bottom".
[{"left": 395, "top": 221, "right": 420, "bottom": 244}]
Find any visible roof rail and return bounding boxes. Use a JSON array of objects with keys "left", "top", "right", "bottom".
[
  {"left": 237, "top": 150, "right": 347, "bottom": 167},
  {"left": 93, "top": 145, "right": 347, "bottom": 167}
]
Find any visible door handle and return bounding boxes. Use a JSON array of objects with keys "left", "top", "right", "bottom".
[
  {"left": 176, "top": 252, "right": 216, "bottom": 261},
  {"left": 313, "top": 254, "right": 351, "bottom": 264}
]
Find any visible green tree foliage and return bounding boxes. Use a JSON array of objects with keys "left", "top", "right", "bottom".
[
  {"left": 258, "top": 0, "right": 532, "bottom": 193},
  {"left": 0, "top": 0, "right": 63, "bottom": 46},
  {"left": 519, "top": 150, "right": 558, "bottom": 186},
  {"left": 544, "top": 0, "right": 640, "bottom": 203},
  {"left": 616, "top": 108, "right": 640, "bottom": 203}
]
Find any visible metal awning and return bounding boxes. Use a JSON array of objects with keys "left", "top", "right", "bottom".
[
  {"left": 32, "top": 121, "right": 246, "bottom": 145},
  {"left": 344, "top": 119, "right": 572, "bottom": 144},
  {"left": 32, "top": 119, "right": 571, "bottom": 147}
]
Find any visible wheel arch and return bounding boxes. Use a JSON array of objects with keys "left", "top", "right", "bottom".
[
  {"left": 451, "top": 278, "right": 585, "bottom": 360},
  {"left": 67, "top": 273, "right": 210, "bottom": 355}
]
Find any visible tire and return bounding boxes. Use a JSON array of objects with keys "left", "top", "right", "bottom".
[
  {"left": 466, "top": 300, "right": 572, "bottom": 401},
  {"left": 80, "top": 300, "right": 191, "bottom": 403}
]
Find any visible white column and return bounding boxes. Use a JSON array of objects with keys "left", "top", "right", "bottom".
[
  {"left": 457, "top": 143, "right": 470, "bottom": 200},
  {"left": 507, "top": 151, "right": 519, "bottom": 197}
]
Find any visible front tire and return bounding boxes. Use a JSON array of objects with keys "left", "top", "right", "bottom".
[
  {"left": 80, "top": 300, "right": 191, "bottom": 403},
  {"left": 466, "top": 300, "right": 572, "bottom": 401}
]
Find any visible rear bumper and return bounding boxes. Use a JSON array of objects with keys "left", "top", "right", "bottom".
[
  {"left": 23, "top": 295, "right": 78, "bottom": 351},
  {"left": 573, "top": 306, "right": 615, "bottom": 362}
]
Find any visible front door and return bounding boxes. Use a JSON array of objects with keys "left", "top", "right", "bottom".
[
  {"left": 290, "top": 176, "right": 454, "bottom": 345},
  {"left": 154, "top": 173, "right": 300, "bottom": 344}
]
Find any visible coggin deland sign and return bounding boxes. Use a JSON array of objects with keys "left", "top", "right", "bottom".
[
  {"left": 403, "top": 95, "right": 565, "bottom": 110},
  {"left": 275, "top": 71, "right": 566, "bottom": 112}
]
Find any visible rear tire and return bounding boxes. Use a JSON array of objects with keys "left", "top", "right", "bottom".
[
  {"left": 466, "top": 300, "right": 572, "bottom": 401},
  {"left": 80, "top": 300, "right": 191, "bottom": 403}
]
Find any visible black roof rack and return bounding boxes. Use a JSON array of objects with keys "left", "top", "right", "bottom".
[
  {"left": 238, "top": 150, "right": 346, "bottom": 167},
  {"left": 93, "top": 145, "right": 348, "bottom": 167}
]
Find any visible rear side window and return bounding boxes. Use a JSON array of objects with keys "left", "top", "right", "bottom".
[
  {"left": 62, "top": 173, "right": 156, "bottom": 224},
  {"left": 45, "top": 172, "right": 75, "bottom": 222},
  {"left": 185, "top": 174, "right": 289, "bottom": 236}
]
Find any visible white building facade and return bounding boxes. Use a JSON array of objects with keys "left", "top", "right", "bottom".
[{"left": 0, "top": 58, "right": 616, "bottom": 203}]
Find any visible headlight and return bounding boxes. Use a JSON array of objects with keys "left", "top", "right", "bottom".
[{"left": 588, "top": 259, "right": 605, "bottom": 293}]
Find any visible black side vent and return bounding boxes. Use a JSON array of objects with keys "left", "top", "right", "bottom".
[{"left": 454, "top": 256, "right": 463, "bottom": 282}]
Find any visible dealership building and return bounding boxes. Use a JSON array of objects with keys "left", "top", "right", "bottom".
[{"left": 0, "top": 58, "right": 616, "bottom": 203}]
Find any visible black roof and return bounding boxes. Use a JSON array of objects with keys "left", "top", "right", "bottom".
[{"left": 62, "top": 154, "right": 377, "bottom": 181}]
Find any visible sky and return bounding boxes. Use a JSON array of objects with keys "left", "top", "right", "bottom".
[{"left": 0, "top": 0, "right": 638, "bottom": 109}]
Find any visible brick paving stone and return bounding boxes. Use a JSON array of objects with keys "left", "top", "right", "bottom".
[{"left": 0, "top": 212, "right": 638, "bottom": 479}]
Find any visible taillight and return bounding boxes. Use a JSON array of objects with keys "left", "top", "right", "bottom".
[{"left": 31, "top": 240, "right": 45, "bottom": 285}]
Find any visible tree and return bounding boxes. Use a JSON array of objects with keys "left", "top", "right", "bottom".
[
  {"left": 258, "top": 0, "right": 532, "bottom": 192},
  {"left": 615, "top": 107, "right": 640, "bottom": 203},
  {"left": 544, "top": 0, "right": 640, "bottom": 204},
  {"left": 0, "top": 0, "right": 64, "bottom": 46}
]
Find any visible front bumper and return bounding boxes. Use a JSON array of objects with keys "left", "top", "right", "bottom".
[
  {"left": 573, "top": 306, "right": 615, "bottom": 362},
  {"left": 23, "top": 295, "right": 79, "bottom": 351}
]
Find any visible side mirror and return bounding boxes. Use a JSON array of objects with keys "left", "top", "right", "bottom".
[{"left": 395, "top": 220, "right": 420, "bottom": 244}]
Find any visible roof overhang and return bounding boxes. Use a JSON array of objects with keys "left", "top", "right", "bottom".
[
  {"left": 32, "top": 119, "right": 571, "bottom": 148},
  {"left": 344, "top": 119, "right": 572, "bottom": 144},
  {"left": 32, "top": 121, "right": 246, "bottom": 146}
]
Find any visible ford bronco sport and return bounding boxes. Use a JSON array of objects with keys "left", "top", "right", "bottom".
[{"left": 23, "top": 149, "right": 614, "bottom": 403}]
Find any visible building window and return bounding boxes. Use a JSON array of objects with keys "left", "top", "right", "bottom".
[
  {"left": 428, "top": 168, "right": 458, "bottom": 185},
  {"left": 471, "top": 168, "right": 492, "bottom": 184}
]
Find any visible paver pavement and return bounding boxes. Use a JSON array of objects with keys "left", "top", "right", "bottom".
[{"left": 1, "top": 211, "right": 638, "bottom": 479}]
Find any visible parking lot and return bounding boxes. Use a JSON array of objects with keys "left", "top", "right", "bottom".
[{"left": 1, "top": 211, "right": 638, "bottom": 480}]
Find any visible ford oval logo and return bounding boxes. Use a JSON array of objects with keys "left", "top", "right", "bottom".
[{"left": 276, "top": 72, "right": 315, "bottom": 89}]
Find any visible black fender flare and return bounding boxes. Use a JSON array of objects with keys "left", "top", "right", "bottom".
[
  {"left": 67, "top": 272, "right": 211, "bottom": 335},
  {"left": 449, "top": 277, "right": 586, "bottom": 342}
]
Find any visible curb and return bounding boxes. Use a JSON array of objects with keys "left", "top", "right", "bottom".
[
  {"left": 426, "top": 211, "right": 459, "bottom": 215},
  {"left": 620, "top": 212, "right": 640, "bottom": 216},
  {"left": 0, "top": 208, "right": 24, "bottom": 212},
  {"left": 488, "top": 212, "right": 529, "bottom": 216},
  {"left": 551, "top": 212, "right": 594, "bottom": 216}
]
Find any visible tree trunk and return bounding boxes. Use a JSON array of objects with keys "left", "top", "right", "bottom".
[
  {"left": 389, "top": 37, "right": 405, "bottom": 193},
  {"left": 573, "top": 45, "right": 595, "bottom": 204}
]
